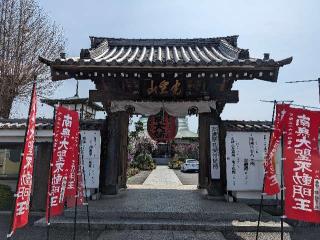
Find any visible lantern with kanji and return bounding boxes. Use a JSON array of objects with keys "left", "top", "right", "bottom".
[{"left": 147, "top": 110, "right": 178, "bottom": 142}]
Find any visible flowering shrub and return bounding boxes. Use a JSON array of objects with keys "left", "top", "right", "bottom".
[
  {"left": 172, "top": 142, "right": 199, "bottom": 160},
  {"left": 131, "top": 153, "right": 156, "bottom": 170},
  {"left": 168, "top": 156, "right": 185, "bottom": 169},
  {"left": 128, "top": 120, "right": 158, "bottom": 171}
]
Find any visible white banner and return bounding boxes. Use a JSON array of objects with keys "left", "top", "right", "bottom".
[
  {"left": 226, "top": 131, "right": 270, "bottom": 191},
  {"left": 210, "top": 125, "right": 220, "bottom": 179},
  {"left": 80, "top": 131, "right": 101, "bottom": 189}
]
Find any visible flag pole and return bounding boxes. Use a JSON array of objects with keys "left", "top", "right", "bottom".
[
  {"left": 7, "top": 80, "right": 37, "bottom": 239},
  {"left": 78, "top": 113, "right": 92, "bottom": 239},
  {"left": 79, "top": 109, "right": 92, "bottom": 239},
  {"left": 255, "top": 100, "right": 277, "bottom": 240},
  {"left": 79, "top": 131, "right": 92, "bottom": 240},
  {"left": 73, "top": 130, "right": 80, "bottom": 240},
  {"left": 280, "top": 132, "right": 286, "bottom": 240},
  {"left": 46, "top": 104, "right": 59, "bottom": 240}
]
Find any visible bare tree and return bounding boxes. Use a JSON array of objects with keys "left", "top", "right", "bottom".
[{"left": 0, "top": 0, "right": 65, "bottom": 118}]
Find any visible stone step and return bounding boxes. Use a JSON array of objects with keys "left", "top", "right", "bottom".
[
  {"left": 35, "top": 217, "right": 292, "bottom": 232},
  {"left": 224, "top": 231, "right": 292, "bottom": 240},
  {"left": 63, "top": 209, "right": 277, "bottom": 222},
  {"left": 96, "top": 230, "right": 227, "bottom": 240}
]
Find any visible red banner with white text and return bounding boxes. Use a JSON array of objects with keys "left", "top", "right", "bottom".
[
  {"left": 264, "top": 104, "right": 290, "bottom": 195},
  {"left": 284, "top": 107, "right": 320, "bottom": 222},
  {"left": 65, "top": 132, "right": 85, "bottom": 208},
  {"left": 46, "top": 106, "right": 79, "bottom": 221},
  {"left": 10, "top": 84, "right": 37, "bottom": 234}
]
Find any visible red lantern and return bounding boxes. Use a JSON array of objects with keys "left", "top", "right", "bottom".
[{"left": 147, "top": 110, "right": 178, "bottom": 142}]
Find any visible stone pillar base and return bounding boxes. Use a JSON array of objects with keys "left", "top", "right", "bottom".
[
  {"left": 101, "top": 184, "right": 119, "bottom": 195},
  {"left": 207, "top": 180, "right": 224, "bottom": 196}
]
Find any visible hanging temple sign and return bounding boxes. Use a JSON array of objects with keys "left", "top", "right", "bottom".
[{"left": 39, "top": 35, "right": 292, "bottom": 112}]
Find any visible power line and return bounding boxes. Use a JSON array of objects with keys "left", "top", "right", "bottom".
[
  {"left": 285, "top": 79, "right": 318, "bottom": 83},
  {"left": 259, "top": 100, "right": 293, "bottom": 103}
]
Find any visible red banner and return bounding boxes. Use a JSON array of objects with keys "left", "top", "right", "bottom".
[
  {"left": 46, "top": 106, "right": 79, "bottom": 221},
  {"left": 264, "top": 104, "right": 290, "bottom": 195},
  {"left": 65, "top": 132, "right": 84, "bottom": 208},
  {"left": 284, "top": 107, "right": 320, "bottom": 222},
  {"left": 10, "top": 84, "right": 37, "bottom": 234}
]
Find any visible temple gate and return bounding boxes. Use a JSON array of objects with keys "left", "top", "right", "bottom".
[{"left": 40, "top": 35, "right": 292, "bottom": 196}]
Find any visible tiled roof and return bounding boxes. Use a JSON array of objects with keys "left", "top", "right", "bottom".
[
  {"left": 0, "top": 119, "right": 104, "bottom": 130},
  {"left": 41, "top": 97, "right": 104, "bottom": 111},
  {"left": 223, "top": 120, "right": 273, "bottom": 132},
  {"left": 39, "top": 35, "right": 292, "bottom": 69},
  {"left": 0, "top": 119, "right": 273, "bottom": 132}
]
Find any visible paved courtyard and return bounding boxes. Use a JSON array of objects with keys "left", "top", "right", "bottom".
[{"left": 1, "top": 166, "right": 320, "bottom": 239}]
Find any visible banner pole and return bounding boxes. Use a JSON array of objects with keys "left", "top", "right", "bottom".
[
  {"left": 280, "top": 133, "right": 285, "bottom": 240},
  {"left": 78, "top": 130, "right": 92, "bottom": 239},
  {"left": 73, "top": 132, "right": 80, "bottom": 240},
  {"left": 7, "top": 81, "right": 37, "bottom": 239},
  {"left": 256, "top": 100, "right": 277, "bottom": 240},
  {"left": 46, "top": 105, "right": 58, "bottom": 240}
]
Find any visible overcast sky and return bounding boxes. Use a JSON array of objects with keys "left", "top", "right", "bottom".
[{"left": 13, "top": 0, "right": 320, "bottom": 132}]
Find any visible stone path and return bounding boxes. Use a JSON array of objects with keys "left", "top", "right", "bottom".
[{"left": 142, "top": 166, "right": 184, "bottom": 189}]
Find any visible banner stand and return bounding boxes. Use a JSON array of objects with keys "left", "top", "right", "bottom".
[
  {"left": 80, "top": 132, "right": 92, "bottom": 240},
  {"left": 46, "top": 105, "right": 58, "bottom": 240},
  {"left": 73, "top": 126, "right": 92, "bottom": 240},
  {"left": 280, "top": 134, "right": 285, "bottom": 240},
  {"left": 73, "top": 139, "right": 79, "bottom": 240},
  {"left": 7, "top": 81, "right": 37, "bottom": 239},
  {"left": 255, "top": 100, "right": 277, "bottom": 240}
]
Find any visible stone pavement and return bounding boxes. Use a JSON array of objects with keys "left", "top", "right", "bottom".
[
  {"left": 6, "top": 166, "right": 320, "bottom": 239},
  {"left": 142, "top": 166, "right": 183, "bottom": 188}
]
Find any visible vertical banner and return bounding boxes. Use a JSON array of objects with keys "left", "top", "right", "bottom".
[
  {"left": 210, "top": 125, "right": 220, "bottom": 179},
  {"left": 46, "top": 106, "right": 79, "bottom": 220},
  {"left": 264, "top": 104, "right": 289, "bottom": 195},
  {"left": 65, "top": 132, "right": 80, "bottom": 208},
  {"left": 284, "top": 107, "right": 320, "bottom": 222},
  {"left": 10, "top": 84, "right": 37, "bottom": 234}
]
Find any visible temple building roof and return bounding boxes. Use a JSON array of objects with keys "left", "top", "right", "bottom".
[
  {"left": 39, "top": 35, "right": 292, "bottom": 82},
  {"left": 0, "top": 118, "right": 104, "bottom": 130},
  {"left": 41, "top": 96, "right": 104, "bottom": 111},
  {"left": 0, "top": 118, "right": 274, "bottom": 134}
]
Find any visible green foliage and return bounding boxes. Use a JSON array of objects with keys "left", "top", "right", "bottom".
[
  {"left": 0, "top": 184, "right": 13, "bottom": 210},
  {"left": 168, "top": 155, "right": 185, "bottom": 169},
  {"left": 129, "top": 120, "right": 144, "bottom": 139},
  {"left": 131, "top": 153, "right": 156, "bottom": 170},
  {"left": 127, "top": 167, "right": 140, "bottom": 178}
]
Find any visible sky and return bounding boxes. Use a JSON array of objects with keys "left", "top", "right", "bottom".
[{"left": 13, "top": 0, "right": 320, "bottom": 132}]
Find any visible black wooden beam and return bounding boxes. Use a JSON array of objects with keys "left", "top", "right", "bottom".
[{"left": 89, "top": 90, "right": 238, "bottom": 103}]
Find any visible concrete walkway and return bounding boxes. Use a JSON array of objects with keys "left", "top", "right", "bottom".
[{"left": 142, "top": 166, "right": 183, "bottom": 188}]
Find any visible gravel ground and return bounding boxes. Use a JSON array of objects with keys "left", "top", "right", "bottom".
[
  {"left": 173, "top": 169, "right": 198, "bottom": 185},
  {"left": 127, "top": 170, "right": 151, "bottom": 185}
]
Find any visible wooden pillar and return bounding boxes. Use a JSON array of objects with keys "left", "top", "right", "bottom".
[
  {"left": 118, "top": 112, "right": 129, "bottom": 189},
  {"left": 100, "top": 111, "right": 129, "bottom": 195},
  {"left": 198, "top": 111, "right": 226, "bottom": 196},
  {"left": 32, "top": 142, "right": 51, "bottom": 211},
  {"left": 198, "top": 113, "right": 209, "bottom": 189}
]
